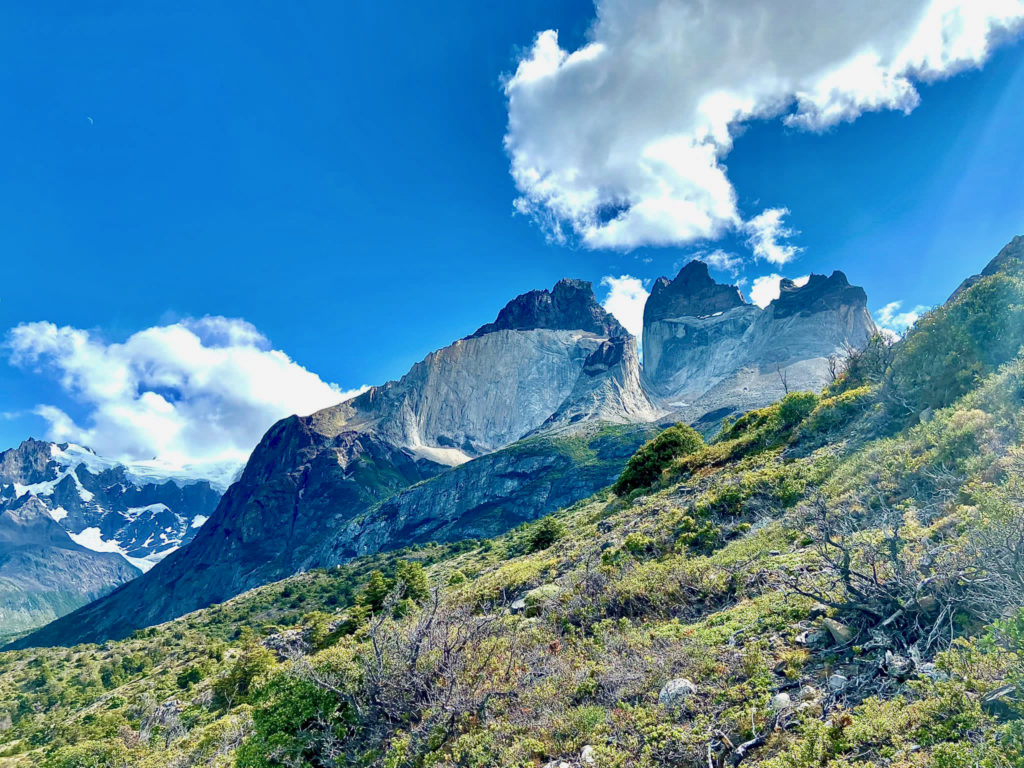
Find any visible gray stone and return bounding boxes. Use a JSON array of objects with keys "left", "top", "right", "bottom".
[
  {"left": 771, "top": 692, "right": 792, "bottom": 711},
  {"left": 659, "top": 678, "right": 698, "bottom": 707},
  {"left": 822, "top": 618, "right": 855, "bottom": 645},
  {"left": 797, "top": 685, "right": 819, "bottom": 702},
  {"left": 580, "top": 745, "right": 596, "bottom": 765},
  {"left": 828, "top": 674, "right": 848, "bottom": 692}
]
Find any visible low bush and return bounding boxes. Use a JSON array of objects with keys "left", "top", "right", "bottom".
[{"left": 613, "top": 424, "right": 704, "bottom": 495}]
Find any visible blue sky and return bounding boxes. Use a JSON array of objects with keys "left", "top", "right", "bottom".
[{"left": 1, "top": 1, "right": 1023, "bottom": 461}]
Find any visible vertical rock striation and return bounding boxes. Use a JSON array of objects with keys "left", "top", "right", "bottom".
[{"left": 643, "top": 261, "right": 877, "bottom": 420}]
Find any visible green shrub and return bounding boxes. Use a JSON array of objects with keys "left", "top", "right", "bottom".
[
  {"left": 528, "top": 516, "right": 565, "bottom": 552},
  {"left": 44, "top": 741, "right": 131, "bottom": 768},
  {"left": 778, "top": 391, "right": 819, "bottom": 427},
  {"left": 799, "top": 385, "right": 875, "bottom": 437},
  {"left": 889, "top": 272, "right": 1024, "bottom": 415},
  {"left": 613, "top": 424, "right": 704, "bottom": 495}
]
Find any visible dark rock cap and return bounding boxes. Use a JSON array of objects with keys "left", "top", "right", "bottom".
[
  {"left": 470, "top": 278, "right": 627, "bottom": 338},
  {"left": 643, "top": 260, "right": 747, "bottom": 324},
  {"left": 770, "top": 271, "right": 868, "bottom": 318}
]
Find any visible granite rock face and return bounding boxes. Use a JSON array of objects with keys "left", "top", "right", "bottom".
[
  {"left": 470, "top": 278, "right": 626, "bottom": 338},
  {"left": 18, "top": 281, "right": 661, "bottom": 647},
  {"left": 643, "top": 262, "right": 877, "bottom": 420}
]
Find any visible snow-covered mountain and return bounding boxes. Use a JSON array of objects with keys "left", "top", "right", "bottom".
[{"left": 0, "top": 439, "right": 232, "bottom": 572}]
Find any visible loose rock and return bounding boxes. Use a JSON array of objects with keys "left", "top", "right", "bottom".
[
  {"left": 822, "top": 618, "right": 854, "bottom": 645},
  {"left": 659, "top": 678, "right": 697, "bottom": 708}
]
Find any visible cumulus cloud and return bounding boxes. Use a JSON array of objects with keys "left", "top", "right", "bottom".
[
  {"left": 505, "top": 0, "right": 1024, "bottom": 254},
  {"left": 702, "top": 249, "right": 743, "bottom": 276},
  {"left": 5, "top": 317, "right": 366, "bottom": 466},
  {"left": 749, "top": 274, "right": 811, "bottom": 308},
  {"left": 601, "top": 275, "right": 649, "bottom": 338},
  {"left": 875, "top": 300, "right": 930, "bottom": 333},
  {"left": 745, "top": 209, "right": 802, "bottom": 265}
]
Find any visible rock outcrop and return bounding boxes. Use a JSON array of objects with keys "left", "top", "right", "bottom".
[
  {"left": 950, "top": 235, "right": 1024, "bottom": 300},
  {"left": 16, "top": 281, "right": 661, "bottom": 647},
  {"left": 643, "top": 261, "right": 877, "bottom": 420}
]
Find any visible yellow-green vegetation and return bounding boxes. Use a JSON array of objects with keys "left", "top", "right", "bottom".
[{"left": 2, "top": 263, "right": 1024, "bottom": 767}]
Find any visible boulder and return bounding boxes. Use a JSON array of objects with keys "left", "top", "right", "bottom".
[
  {"left": 827, "top": 674, "right": 848, "bottom": 692},
  {"left": 658, "top": 678, "right": 697, "bottom": 708},
  {"left": 822, "top": 618, "right": 854, "bottom": 645}
]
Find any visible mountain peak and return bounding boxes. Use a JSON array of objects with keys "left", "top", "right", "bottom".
[
  {"left": 948, "top": 234, "right": 1024, "bottom": 301},
  {"left": 470, "top": 278, "right": 626, "bottom": 338},
  {"left": 770, "top": 270, "right": 867, "bottom": 318},
  {"left": 644, "top": 260, "right": 747, "bottom": 324},
  {"left": 981, "top": 234, "right": 1024, "bottom": 278}
]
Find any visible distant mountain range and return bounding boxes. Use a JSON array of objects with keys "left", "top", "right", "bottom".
[
  {"left": 10, "top": 262, "right": 878, "bottom": 646},
  {"left": 0, "top": 440, "right": 229, "bottom": 637}
]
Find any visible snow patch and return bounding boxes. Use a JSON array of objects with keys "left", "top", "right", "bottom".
[
  {"left": 67, "top": 526, "right": 175, "bottom": 573},
  {"left": 408, "top": 444, "right": 472, "bottom": 467}
]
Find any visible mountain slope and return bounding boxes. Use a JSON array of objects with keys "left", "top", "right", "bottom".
[
  {"left": 2, "top": 237, "right": 1023, "bottom": 768},
  {"left": 0, "top": 440, "right": 226, "bottom": 570},
  {"left": 0, "top": 497, "right": 140, "bottom": 640},
  {"left": 17, "top": 280, "right": 661, "bottom": 646},
  {"left": 0, "top": 440, "right": 225, "bottom": 638}
]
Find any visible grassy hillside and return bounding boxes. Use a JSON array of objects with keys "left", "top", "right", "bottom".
[{"left": 2, "top": 255, "right": 1024, "bottom": 767}]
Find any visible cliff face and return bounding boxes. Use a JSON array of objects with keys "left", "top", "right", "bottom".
[
  {"left": 21, "top": 281, "right": 660, "bottom": 646},
  {"left": 643, "top": 262, "right": 877, "bottom": 419}
]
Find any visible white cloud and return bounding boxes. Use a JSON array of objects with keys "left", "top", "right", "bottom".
[
  {"left": 5, "top": 317, "right": 366, "bottom": 466},
  {"left": 504, "top": 0, "right": 1024, "bottom": 253},
  {"left": 600, "top": 275, "right": 649, "bottom": 338},
  {"left": 749, "top": 273, "right": 810, "bottom": 308},
  {"left": 745, "top": 208, "right": 801, "bottom": 265},
  {"left": 703, "top": 249, "right": 742, "bottom": 275},
  {"left": 875, "top": 300, "right": 929, "bottom": 333}
]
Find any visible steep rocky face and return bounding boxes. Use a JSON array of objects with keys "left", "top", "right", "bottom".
[
  {"left": 643, "top": 262, "right": 877, "bottom": 419},
  {"left": 20, "top": 281, "right": 661, "bottom": 647},
  {"left": 644, "top": 261, "right": 746, "bottom": 324},
  {"left": 471, "top": 278, "right": 626, "bottom": 338},
  {"left": 0, "top": 441, "right": 224, "bottom": 570},
  {"left": 0, "top": 497, "right": 139, "bottom": 639},
  {"left": 323, "top": 422, "right": 657, "bottom": 562}
]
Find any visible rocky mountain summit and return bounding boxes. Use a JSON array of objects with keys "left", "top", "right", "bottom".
[
  {"left": 643, "top": 261, "right": 876, "bottom": 421},
  {"left": 23, "top": 281, "right": 662, "bottom": 645},
  {"left": 470, "top": 278, "right": 626, "bottom": 338}
]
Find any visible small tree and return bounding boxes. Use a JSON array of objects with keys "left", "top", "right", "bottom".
[
  {"left": 528, "top": 516, "right": 565, "bottom": 552},
  {"left": 613, "top": 424, "right": 704, "bottom": 495},
  {"left": 360, "top": 570, "right": 391, "bottom": 612},
  {"left": 394, "top": 560, "right": 429, "bottom": 604}
]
